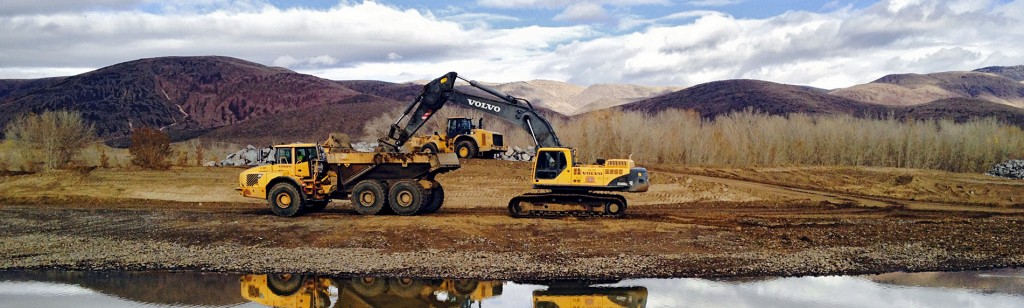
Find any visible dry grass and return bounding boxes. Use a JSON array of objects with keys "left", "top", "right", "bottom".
[{"left": 556, "top": 109, "right": 1024, "bottom": 173}]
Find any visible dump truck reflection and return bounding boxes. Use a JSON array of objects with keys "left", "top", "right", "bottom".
[{"left": 240, "top": 274, "right": 503, "bottom": 308}]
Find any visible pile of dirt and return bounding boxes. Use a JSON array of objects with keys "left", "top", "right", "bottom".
[{"left": 987, "top": 160, "right": 1024, "bottom": 179}]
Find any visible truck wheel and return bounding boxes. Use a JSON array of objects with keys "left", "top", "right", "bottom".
[
  {"left": 455, "top": 140, "right": 478, "bottom": 158},
  {"left": 420, "top": 143, "right": 438, "bottom": 154},
  {"left": 305, "top": 200, "right": 329, "bottom": 213},
  {"left": 389, "top": 278, "right": 425, "bottom": 297},
  {"left": 453, "top": 279, "right": 479, "bottom": 295},
  {"left": 349, "top": 277, "right": 386, "bottom": 297},
  {"left": 388, "top": 180, "right": 425, "bottom": 216},
  {"left": 267, "top": 274, "right": 306, "bottom": 296},
  {"left": 268, "top": 183, "right": 304, "bottom": 217},
  {"left": 419, "top": 182, "right": 444, "bottom": 214},
  {"left": 351, "top": 180, "right": 387, "bottom": 215}
]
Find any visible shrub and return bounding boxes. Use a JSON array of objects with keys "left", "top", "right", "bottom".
[
  {"left": 129, "top": 127, "right": 172, "bottom": 169},
  {"left": 2, "top": 110, "right": 96, "bottom": 171}
]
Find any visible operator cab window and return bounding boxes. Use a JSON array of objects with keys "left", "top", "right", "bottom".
[
  {"left": 276, "top": 148, "right": 293, "bottom": 164},
  {"left": 448, "top": 119, "right": 472, "bottom": 136},
  {"left": 295, "top": 147, "right": 317, "bottom": 163},
  {"left": 535, "top": 151, "right": 567, "bottom": 180}
]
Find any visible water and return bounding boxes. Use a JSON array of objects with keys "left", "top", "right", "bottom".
[{"left": 1, "top": 269, "right": 1022, "bottom": 308}]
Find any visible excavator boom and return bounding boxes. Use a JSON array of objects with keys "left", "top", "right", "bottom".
[
  {"left": 381, "top": 72, "right": 649, "bottom": 218},
  {"left": 379, "top": 72, "right": 561, "bottom": 151}
]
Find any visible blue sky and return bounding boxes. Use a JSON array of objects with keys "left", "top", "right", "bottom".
[{"left": 0, "top": 0, "right": 1022, "bottom": 88}]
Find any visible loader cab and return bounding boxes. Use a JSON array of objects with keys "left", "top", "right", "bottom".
[{"left": 447, "top": 117, "right": 474, "bottom": 137}]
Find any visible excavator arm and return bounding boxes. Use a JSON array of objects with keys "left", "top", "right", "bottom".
[{"left": 379, "top": 72, "right": 562, "bottom": 152}]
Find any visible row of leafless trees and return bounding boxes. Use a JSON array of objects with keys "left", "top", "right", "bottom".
[{"left": 552, "top": 109, "right": 1024, "bottom": 173}]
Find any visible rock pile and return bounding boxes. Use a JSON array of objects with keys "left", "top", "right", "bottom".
[
  {"left": 214, "top": 145, "right": 273, "bottom": 167},
  {"left": 987, "top": 160, "right": 1024, "bottom": 179},
  {"left": 498, "top": 146, "right": 536, "bottom": 161}
]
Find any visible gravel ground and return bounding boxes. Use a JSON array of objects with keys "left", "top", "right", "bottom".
[{"left": 1, "top": 200, "right": 1022, "bottom": 280}]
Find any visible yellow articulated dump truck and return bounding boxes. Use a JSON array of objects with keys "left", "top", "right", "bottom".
[
  {"left": 404, "top": 117, "right": 507, "bottom": 158},
  {"left": 240, "top": 274, "right": 503, "bottom": 308},
  {"left": 236, "top": 134, "right": 460, "bottom": 217}
]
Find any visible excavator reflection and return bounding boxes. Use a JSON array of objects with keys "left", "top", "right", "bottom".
[
  {"left": 240, "top": 274, "right": 648, "bottom": 308},
  {"left": 532, "top": 281, "right": 648, "bottom": 308}
]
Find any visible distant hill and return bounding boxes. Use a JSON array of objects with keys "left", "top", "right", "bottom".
[
  {"left": 830, "top": 71, "right": 1024, "bottom": 108},
  {"left": 0, "top": 56, "right": 373, "bottom": 141},
  {"left": 894, "top": 97, "right": 1024, "bottom": 125},
  {"left": 621, "top": 79, "right": 890, "bottom": 117},
  {"left": 465, "top": 79, "right": 678, "bottom": 115},
  {"left": 4, "top": 56, "right": 1024, "bottom": 147},
  {"left": 975, "top": 65, "right": 1024, "bottom": 81}
]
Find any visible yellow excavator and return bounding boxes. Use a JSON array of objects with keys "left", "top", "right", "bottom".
[{"left": 379, "top": 72, "right": 649, "bottom": 218}]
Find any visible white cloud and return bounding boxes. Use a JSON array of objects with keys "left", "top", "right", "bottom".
[
  {"left": 687, "top": 0, "right": 745, "bottom": 7},
  {"left": 1, "top": 0, "right": 1023, "bottom": 90},
  {"left": 553, "top": 2, "right": 610, "bottom": 23},
  {"left": 538, "top": 0, "right": 1024, "bottom": 88}
]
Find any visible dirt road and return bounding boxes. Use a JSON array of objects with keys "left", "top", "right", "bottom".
[{"left": 0, "top": 160, "right": 1022, "bottom": 279}]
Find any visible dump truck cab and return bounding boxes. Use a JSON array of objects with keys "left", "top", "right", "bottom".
[
  {"left": 405, "top": 117, "right": 507, "bottom": 158},
  {"left": 237, "top": 143, "right": 330, "bottom": 201}
]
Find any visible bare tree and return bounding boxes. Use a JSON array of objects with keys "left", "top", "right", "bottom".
[
  {"left": 3, "top": 110, "right": 96, "bottom": 171},
  {"left": 129, "top": 127, "right": 172, "bottom": 169}
]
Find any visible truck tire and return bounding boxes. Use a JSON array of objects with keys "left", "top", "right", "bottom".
[
  {"left": 389, "top": 278, "right": 425, "bottom": 298},
  {"left": 268, "top": 183, "right": 304, "bottom": 217},
  {"left": 305, "top": 200, "right": 329, "bottom": 213},
  {"left": 351, "top": 180, "right": 387, "bottom": 215},
  {"left": 267, "top": 274, "right": 306, "bottom": 296},
  {"left": 455, "top": 140, "right": 478, "bottom": 158},
  {"left": 419, "top": 182, "right": 444, "bottom": 214},
  {"left": 388, "top": 180, "right": 425, "bottom": 216},
  {"left": 349, "top": 277, "right": 386, "bottom": 297},
  {"left": 420, "top": 143, "right": 438, "bottom": 154}
]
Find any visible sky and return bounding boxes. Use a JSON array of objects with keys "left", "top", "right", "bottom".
[{"left": 0, "top": 0, "right": 1022, "bottom": 89}]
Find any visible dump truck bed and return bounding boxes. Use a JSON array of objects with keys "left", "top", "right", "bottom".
[{"left": 326, "top": 152, "right": 460, "bottom": 187}]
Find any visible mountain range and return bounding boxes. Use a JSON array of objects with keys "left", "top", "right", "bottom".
[{"left": 1, "top": 56, "right": 1022, "bottom": 146}]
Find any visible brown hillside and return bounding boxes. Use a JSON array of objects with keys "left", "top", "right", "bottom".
[
  {"left": 975, "top": 65, "right": 1024, "bottom": 81},
  {"left": 201, "top": 93, "right": 404, "bottom": 145},
  {"left": 0, "top": 56, "right": 361, "bottom": 140},
  {"left": 621, "top": 79, "right": 890, "bottom": 117},
  {"left": 894, "top": 97, "right": 1024, "bottom": 126},
  {"left": 858, "top": 71, "right": 1024, "bottom": 108},
  {"left": 829, "top": 83, "right": 957, "bottom": 106}
]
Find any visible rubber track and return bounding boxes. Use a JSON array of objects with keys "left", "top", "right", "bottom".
[{"left": 508, "top": 192, "right": 627, "bottom": 218}]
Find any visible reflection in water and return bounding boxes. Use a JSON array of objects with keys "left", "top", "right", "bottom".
[
  {"left": 240, "top": 274, "right": 509, "bottom": 308},
  {"left": 0, "top": 269, "right": 1022, "bottom": 307}
]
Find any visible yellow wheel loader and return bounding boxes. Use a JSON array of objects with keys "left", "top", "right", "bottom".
[
  {"left": 378, "top": 72, "right": 650, "bottom": 218},
  {"left": 404, "top": 117, "right": 507, "bottom": 158}
]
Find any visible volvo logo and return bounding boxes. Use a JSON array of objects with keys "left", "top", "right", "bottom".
[{"left": 468, "top": 99, "right": 501, "bottom": 112}]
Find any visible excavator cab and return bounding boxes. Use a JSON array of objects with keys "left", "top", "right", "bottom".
[{"left": 535, "top": 149, "right": 569, "bottom": 180}]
